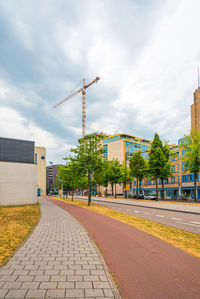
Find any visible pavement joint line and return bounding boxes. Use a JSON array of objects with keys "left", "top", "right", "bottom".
[{"left": 75, "top": 197, "right": 200, "bottom": 215}]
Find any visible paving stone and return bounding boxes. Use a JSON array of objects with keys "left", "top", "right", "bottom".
[
  {"left": 44, "top": 269, "right": 60, "bottom": 275},
  {"left": 2, "top": 281, "right": 22, "bottom": 289},
  {"left": 0, "top": 275, "right": 18, "bottom": 282},
  {"left": 12, "top": 269, "right": 29, "bottom": 276},
  {"left": 60, "top": 270, "right": 74, "bottom": 275},
  {"left": 25, "top": 289, "right": 46, "bottom": 298},
  {"left": 100, "top": 275, "right": 109, "bottom": 282},
  {"left": 0, "top": 269, "right": 14, "bottom": 275},
  {"left": 85, "top": 288, "right": 104, "bottom": 297},
  {"left": 67, "top": 275, "right": 83, "bottom": 282},
  {"left": 76, "top": 281, "right": 93, "bottom": 288},
  {"left": 39, "top": 281, "right": 57, "bottom": 289},
  {"left": 76, "top": 269, "right": 90, "bottom": 275},
  {"left": 5, "top": 289, "right": 27, "bottom": 298},
  {"left": 65, "top": 289, "right": 84, "bottom": 297},
  {"left": 16, "top": 275, "right": 34, "bottom": 282},
  {"left": 84, "top": 275, "right": 100, "bottom": 281},
  {"left": 33, "top": 275, "right": 50, "bottom": 282},
  {"left": 104, "top": 289, "right": 115, "bottom": 297},
  {"left": 21, "top": 281, "right": 40, "bottom": 289},
  {"left": 0, "top": 289, "right": 9, "bottom": 297},
  {"left": 93, "top": 281, "right": 111, "bottom": 288},
  {"left": 50, "top": 275, "right": 67, "bottom": 281},
  {"left": 28, "top": 269, "right": 44, "bottom": 276},
  {"left": 57, "top": 281, "right": 74, "bottom": 289},
  {"left": 46, "top": 289, "right": 65, "bottom": 297}
]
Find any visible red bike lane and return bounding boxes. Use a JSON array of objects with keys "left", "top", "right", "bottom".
[{"left": 48, "top": 197, "right": 200, "bottom": 299}]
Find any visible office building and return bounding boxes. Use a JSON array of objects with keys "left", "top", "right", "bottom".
[
  {"left": 35, "top": 147, "right": 46, "bottom": 196},
  {"left": 0, "top": 137, "right": 37, "bottom": 206}
]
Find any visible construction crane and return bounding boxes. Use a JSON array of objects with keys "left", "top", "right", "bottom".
[{"left": 54, "top": 77, "right": 100, "bottom": 137}]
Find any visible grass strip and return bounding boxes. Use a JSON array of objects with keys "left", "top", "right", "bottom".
[
  {"left": 53, "top": 197, "right": 200, "bottom": 258},
  {"left": 0, "top": 203, "right": 40, "bottom": 266}
]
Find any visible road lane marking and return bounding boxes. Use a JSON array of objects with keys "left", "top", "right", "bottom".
[
  {"left": 175, "top": 221, "right": 200, "bottom": 227},
  {"left": 134, "top": 211, "right": 139, "bottom": 213},
  {"left": 144, "top": 212, "right": 150, "bottom": 215},
  {"left": 156, "top": 215, "right": 164, "bottom": 218},
  {"left": 127, "top": 209, "right": 131, "bottom": 211},
  {"left": 171, "top": 217, "right": 182, "bottom": 221},
  {"left": 190, "top": 221, "right": 200, "bottom": 225}
]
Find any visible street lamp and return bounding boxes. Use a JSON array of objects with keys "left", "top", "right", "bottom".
[{"left": 124, "top": 153, "right": 130, "bottom": 199}]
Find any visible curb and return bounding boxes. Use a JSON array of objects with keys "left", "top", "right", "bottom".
[{"left": 75, "top": 196, "right": 200, "bottom": 215}]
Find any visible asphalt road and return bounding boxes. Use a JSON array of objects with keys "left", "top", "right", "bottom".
[
  {"left": 76, "top": 197, "right": 200, "bottom": 234},
  {"left": 49, "top": 198, "right": 200, "bottom": 299}
]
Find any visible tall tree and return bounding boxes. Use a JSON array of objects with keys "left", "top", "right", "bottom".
[
  {"left": 159, "top": 144, "right": 171, "bottom": 199},
  {"left": 129, "top": 152, "right": 147, "bottom": 196},
  {"left": 57, "top": 161, "right": 80, "bottom": 201},
  {"left": 148, "top": 133, "right": 167, "bottom": 200},
  {"left": 107, "top": 160, "right": 122, "bottom": 198},
  {"left": 70, "top": 134, "right": 104, "bottom": 205},
  {"left": 180, "top": 129, "right": 200, "bottom": 201}
]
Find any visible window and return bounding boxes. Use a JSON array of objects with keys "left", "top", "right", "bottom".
[
  {"left": 171, "top": 177, "right": 175, "bottom": 183},
  {"left": 164, "top": 178, "right": 169, "bottom": 184},
  {"left": 171, "top": 165, "right": 176, "bottom": 173},
  {"left": 181, "top": 162, "right": 186, "bottom": 171}
]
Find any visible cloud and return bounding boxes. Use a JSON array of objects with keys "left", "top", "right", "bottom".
[{"left": 0, "top": 0, "right": 200, "bottom": 163}]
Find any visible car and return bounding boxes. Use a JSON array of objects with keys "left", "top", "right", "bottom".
[
  {"left": 144, "top": 194, "right": 157, "bottom": 200},
  {"left": 137, "top": 194, "right": 144, "bottom": 199}
]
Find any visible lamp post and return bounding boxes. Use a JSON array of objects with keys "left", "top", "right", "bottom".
[{"left": 124, "top": 154, "right": 129, "bottom": 199}]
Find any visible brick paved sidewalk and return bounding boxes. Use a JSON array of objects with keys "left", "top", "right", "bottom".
[{"left": 0, "top": 198, "right": 120, "bottom": 298}]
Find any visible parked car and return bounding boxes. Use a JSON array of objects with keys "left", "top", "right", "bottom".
[
  {"left": 137, "top": 194, "right": 144, "bottom": 199},
  {"left": 144, "top": 194, "right": 157, "bottom": 200}
]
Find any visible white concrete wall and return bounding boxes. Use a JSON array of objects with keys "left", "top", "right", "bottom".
[{"left": 0, "top": 161, "right": 37, "bottom": 206}]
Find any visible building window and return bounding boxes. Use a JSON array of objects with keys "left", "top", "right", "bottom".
[
  {"left": 171, "top": 165, "right": 176, "bottom": 172},
  {"left": 34, "top": 153, "right": 37, "bottom": 164},
  {"left": 171, "top": 177, "right": 175, "bottom": 183}
]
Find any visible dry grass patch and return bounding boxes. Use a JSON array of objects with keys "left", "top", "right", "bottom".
[
  {"left": 54, "top": 197, "right": 200, "bottom": 258},
  {"left": 0, "top": 203, "right": 40, "bottom": 265}
]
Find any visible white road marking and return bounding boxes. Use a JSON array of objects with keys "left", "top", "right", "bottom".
[
  {"left": 175, "top": 221, "right": 200, "bottom": 227},
  {"left": 134, "top": 211, "right": 139, "bottom": 213},
  {"left": 190, "top": 221, "right": 200, "bottom": 225},
  {"left": 144, "top": 212, "right": 150, "bottom": 215},
  {"left": 156, "top": 215, "right": 164, "bottom": 218},
  {"left": 126, "top": 209, "right": 131, "bottom": 211},
  {"left": 171, "top": 217, "right": 182, "bottom": 221}
]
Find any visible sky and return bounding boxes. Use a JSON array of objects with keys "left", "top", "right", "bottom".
[{"left": 0, "top": 0, "right": 200, "bottom": 164}]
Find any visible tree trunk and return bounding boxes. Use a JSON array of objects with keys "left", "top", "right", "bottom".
[
  {"left": 136, "top": 178, "right": 139, "bottom": 197},
  {"left": 194, "top": 173, "right": 197, "bottom": 201},
  {"left": 88, "top": 171, "right": 91, "bottom": 206},
  {"left": 161, "top": 179, "right": 164, "bottom": 199},
  {"left": 105, "top": 187, "right": 108, "bottom": 198},
  {"left": 139, "top": 179, "right": 141, "bottom": 194},
  {"left": 115, "top": 184, "right": 117, "bottom": 198},
  {"left": 111, "top": 184, "right": 114, "bottom": 196},
  {"left": 156, "top": 177, "right": 158, "bottom": 201},
  {"left": 71, "top": 185, "right": 74, "bottom": 201}
]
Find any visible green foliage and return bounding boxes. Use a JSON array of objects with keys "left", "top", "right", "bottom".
[
  {"left": 130, "top": 152, "right": 147, "bottom": 194},
  {"left": 149, "top": 133, "right": 170, "bottom": 199},
  {"left": 180, "top": 129, "right": 200, "bottom": 201},
  {"left": 70, "top": 134, "right": 104, "bottom": 205}
]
